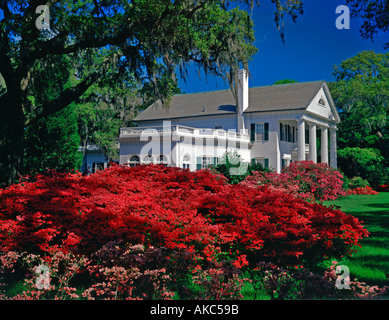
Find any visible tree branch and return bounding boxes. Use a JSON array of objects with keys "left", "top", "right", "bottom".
[{"left": 25, "top": 54, "right": 116, "bottom": 126}]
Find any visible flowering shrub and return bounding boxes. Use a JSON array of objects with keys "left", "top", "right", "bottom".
[
  {"left": 0, "top": 164, "right": 371, "bottom": 299},
  {"left": 2, "top": 249, "right": 387, "bottom": 300},
  {"left": 347, "top": 186, "right": 379, "bottom": 195},
  {"left": 244, "top": 260, "right": 389, "bottom": 300},
  {"left": 345, "top": 176, "right": 370, "bottom": 190},
  {"left": 0, "top": 247, "right": 176, "bottom": 300},
  {"left": 241, "top": 161, "right": 346, "bottom": 201},
  {"left": 324, "top": 261, "right": 389, "bottom": 300},
  {"left": 191, "top": 267, "right": 245, "bottom": 300},
  {"left": 0, "top": 164, "right": 367, "bottom": 266}
]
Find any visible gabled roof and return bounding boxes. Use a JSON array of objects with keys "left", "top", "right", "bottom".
[
  {"left": 133, "top": 80, "right": 334, "bottom": 122},
  {"left": 134, "top": 89, "right": 236, "bottom": 121},
  {"left": 245, "top": 81, "right": 325, "bottom": 113}
]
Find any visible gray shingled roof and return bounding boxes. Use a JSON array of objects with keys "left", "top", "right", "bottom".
[{"left": 134, "top": 81, "right": 326, "bottom": 122}]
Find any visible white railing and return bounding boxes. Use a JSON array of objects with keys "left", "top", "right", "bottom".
[{"left": 120, "top": 125, "right": 249, "bottom": 141}]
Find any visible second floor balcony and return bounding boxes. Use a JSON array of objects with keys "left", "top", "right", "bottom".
[{"left": 119, "top": 125, "right": 250, "bottom": 142}]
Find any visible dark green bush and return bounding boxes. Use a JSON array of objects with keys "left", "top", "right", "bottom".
[{"left": 338, "top": 147, "right": 389, "bottom": 187}]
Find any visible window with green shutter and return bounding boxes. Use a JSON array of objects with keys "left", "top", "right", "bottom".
[
  {"left": 264, "top": 123, "right": 269, "bottom": 141},
  {"left": 251, "top": 122, "right": 269, "bottom": 142},
  {"left": 250, "top": 123, "right": 255, "bottom": 142},
  {"left": 196, "top": 157, "right": 202, "bottom": 170},
  {"left": 253, "top": 157, "right": 269, "bottom": 169}
]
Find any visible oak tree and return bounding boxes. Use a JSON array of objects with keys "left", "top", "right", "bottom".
[{"left": 0, "top": 0, "right": 305, "bottom": 184}]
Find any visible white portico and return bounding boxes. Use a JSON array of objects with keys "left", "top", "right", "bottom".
[{"left": 296, "top": 117, "right": 337, "bottom": 168}]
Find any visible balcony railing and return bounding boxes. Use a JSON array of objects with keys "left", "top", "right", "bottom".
[{"left": 120, "top": 125, "right": 250, "bottom": 141}]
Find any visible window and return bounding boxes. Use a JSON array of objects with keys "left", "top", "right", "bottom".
[
  {"left": 282, "top": 159, "right": 291, "bottom": 168},
  {"left": 202, "top": 157, "right": 212, "bottom": 169},
  {"left": 128, "top": 155, "right": 140, "bottom": 167},
  {"left": 182, "top": 154, "right": 191, "bottom": 169},
  {"left": 156, "top": 154, "right": 168, "bottom": 165},
  {"left": 215, "top": 125, "right": 223, "bottom": 129},
  {"left": 287, "top": 125, "right": 293, "bottom": 142},
  {"left": 196, "top": 157, "right": 217, "bottom": 170},
  {"left": 143, "top": 154, "right": 153, "bottom": 164},
  {"left": 250, "top": 123, "right": 269, "bottom": 142},
  {"left": 92, "top": 162, "right": 104, "bottom": 173},
  {"left": 252, "top": 158, "right": 269, "bottom": 169},
  {"left": 318, "top": 97, "right": 326, "bottom": 106},
  {"left": 280, "top": 123, "right": 296, "bottom": 143},
  {"left": 280, "top": 123, "right": 285, "bottom": 141}
]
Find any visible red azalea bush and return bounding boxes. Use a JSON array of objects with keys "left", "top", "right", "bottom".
[
  {"left": 241, "top": 161, "right": 346, "bottom": 201},
  {"left": 0, "top": 164, "right": 367, "bottom": 267},
  {"left": 347, "top": 186, "right": 379, "bottom": 195}
]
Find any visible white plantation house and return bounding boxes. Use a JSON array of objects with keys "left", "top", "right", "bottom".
[{"left": 118, "top": 69, "right": 340, "bottom": 173}]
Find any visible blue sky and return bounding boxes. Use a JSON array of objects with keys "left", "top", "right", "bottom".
[{"left": 177, "top": 0, "right": 388, "bottom": 94}]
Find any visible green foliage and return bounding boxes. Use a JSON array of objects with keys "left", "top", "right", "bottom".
[
  {"left": 330, "top": 51, "right": 389, "bottom": 151},
  {"left": 212, "top": 151, "right": 269, "bottom": 184},
  {"left": 0, "top": 0, "right": 269, "bottom": 184},
  {"left": 345, "top": 0, "right": 389, "bottom": 49},
  {"left": 330, "top": 51, "right": 389, "bottom": 184},
  {"left": 273, "top": 79, "right": 297, "bottom": 85},
  {"left": 337, "top": 147, "right": 389, "bottom": 187},
  {"left": 24, "top": 106, "right": 83, "bottom": 175},
  {"left": 346, "top": 176, "right": 370, "bottom": 190}
]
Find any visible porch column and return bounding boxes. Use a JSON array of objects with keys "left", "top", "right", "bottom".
[
  {"left": 297, "top": 119, "right": 306, "bottom": 161},
  {"left": 308, "top": 123, "right": 317, "bottom": 163},
  {"left": 321, "top": 126, "right": 329, "bottom": 164},
  {"left": 330, "top": 128, "right": 337, "bottom": 169}
]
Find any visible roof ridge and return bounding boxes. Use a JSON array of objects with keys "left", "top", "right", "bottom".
[
  {"left": 176, "top": 80, "right": 326, "bottom": 96},
  {"left": 134, "top": 80, "right": 328, "bottom": 122}
]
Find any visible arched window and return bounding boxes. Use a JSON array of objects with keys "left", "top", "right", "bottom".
[
  {"left": 142, "top": 154, "right": 153, "bottom": 164},
  {"left": 156, "top": 154, "right": 168, "bottom": 165},
  {"left": 128, "top": 155, "right": 140, "bottom": 167},
  {"left": 182, "top": 154, "right": 191, "bottom": 169}
]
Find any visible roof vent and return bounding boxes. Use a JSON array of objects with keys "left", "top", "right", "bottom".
[{"left": 202, "top": 106, "right": 206, "bottom": 112}]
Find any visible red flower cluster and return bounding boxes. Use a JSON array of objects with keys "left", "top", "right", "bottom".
[
  {"left": 242, "top": 161, "right": 346, "bottom": 201},
  {"left": 347, "top": 186, "right": 379, "bottom": 195},
  {"left": 0, "top": 164, "right": 368, "bottom": 265}
]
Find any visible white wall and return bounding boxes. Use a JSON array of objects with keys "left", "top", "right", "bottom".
[
  {"left": 119, "top": 133, "right": 251, "bottom": 171},
  {"left": 136, "top": 114, "right": 239, "bottom": 131}
]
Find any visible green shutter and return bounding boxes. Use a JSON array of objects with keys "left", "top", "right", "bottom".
[
  {"left": 250, "top": 123, "right": 255, "bottom": 142},
  {"left": 264, "top": 123, "right": 269, "bottom": 141},
  {"left": 251, "top": 159, "right": 256, "bottom": 165},
  {"left": 196, "top": 157, "right": 202, "bottom": 170},
  {"left": 264, "top": 158, "right": 269, "bottom": 169}
]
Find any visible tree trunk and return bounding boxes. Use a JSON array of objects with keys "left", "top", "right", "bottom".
[{"left": 0, "top": 90, "right": 25, "bottom": 186}]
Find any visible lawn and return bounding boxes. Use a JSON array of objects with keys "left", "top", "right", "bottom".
[{"left": 323, "top": 192, "right": 389, "bottom": 286}]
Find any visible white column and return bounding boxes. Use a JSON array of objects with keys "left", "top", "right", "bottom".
[
  {"left": 309, "top": 123, "right": 317, "bottom": 163},
  {"left": 321, "top": 126, "right": 329, "bottom": 164},
  {"left": 330, "top": 128, "right": 337, "bottom": 169},
  {"left": 297, "top": 119, "right": 306, "bottom": 161}
]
